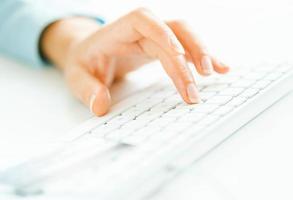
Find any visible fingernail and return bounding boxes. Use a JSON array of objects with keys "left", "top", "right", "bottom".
[
  {"left": 220, "top": 62, "right": 230, "bottom": 71},
  {"left": 187, "top": 83, "right": 200, "bottom": 103},
  {"left": 201, "top": 56, "right": 213, "bottom": 75},
  {"left": 89, "top": 92, "right": 97, "bottom": 114}
]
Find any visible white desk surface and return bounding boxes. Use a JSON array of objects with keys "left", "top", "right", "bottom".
[{"left": 0, "top": 0, "right": 293, "bottom": 199}]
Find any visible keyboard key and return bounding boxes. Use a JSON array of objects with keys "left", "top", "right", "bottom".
[
  {"left": 251, "top": 64, "right": 276, "bottom": 72},
  {"left": 137, "top": 126, "right": 161, "bottom": 135},
  {"left": 264, "top": 72, "right": 283, "bottom": 81},
  {"left": 239, "top": 88, "right": 260, "bottom": 98},
  {"left": 105, "top": 129, "right": 132, "bottom": 141},
  {"left": 121, "top": 133, "right": 151, "bottom": 145},
  {"left": 164, "top": 121, "right": 193, "bottom": 133},
  {"left": 147, "top": 128, "right": 181, "bottom": 144},
  {"left": 179, "top": 113, "right": 205, "bottom": 122},
  {"left": 119, "top": 120, "right": 145, "bottom": 132},
  {"left": 136, "top": 110, "right": 162, "bottom": 121},
  {"left": 163, "top": 95, "right": 182, "bottom": 105},
  {"left": 134, "top": 101, "right": 158, "bottom": 111},
  {"left": 150, "top": 103, "right": 175, "bottom": 113},
  {"left": 214, "top": 76, "right": 241, "bottom": 84},
  {"left": 231, "top": 80, "right": 256, "bottom": 88},
  {"left": 92, "top": 123, "right": 118, "bottom": 136},
  {"left": 226, "top": 97, "right": 247, "bottom": 107},
  {"left": 197, "top": 115, "right": 219, "bottom": 126},
  {"left": 123, "top": 107, "right": 144, "bottom": 118},
  {"left": 175, "top": 103, "right": 196, "bottom": 111},
  {"left": 218, "top": 88, "right": 245, "bottom": 96},
  {"left": 163, "top": 109, "right": 190, "bottom": 118},
  {"left": 190, "top": 104, "right": 219, "bottom": 113},
  {"left": 108, "top": 115, "right": 132, "bottom": 126},
  {"left": 205, "top": 96, "right": 233, "bottom": 105},
  {"left": 148, "top": 117, "right": 176, "bottom": 129},
  {"left": 251, "top": 80, "right": 272, "bottom": 89},
  {"left": 202, "top": 84, "right": 229, "bottom": 92},
  {"left": 200, "top": 91, "right": 216, "bottom": 101},
  {"left": 213, "top": 106, "right": 234, "bottom": 116},
  {"left": 242, "top": 72, "right": 266, "bottom": 80},
  {"left": 150, "top": 89, "right": 175, "bottom": 100}
]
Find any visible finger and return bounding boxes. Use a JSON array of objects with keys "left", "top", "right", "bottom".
[
  {"left": 96, "top": 8, "right": 186, "bottom": 57},
  {"left": 65, "top": 65, "right": 111, "bottom": 116},
  {"left": 130, "top": 8, "right": 186, "bottom": 56},
  {"left": 114, "top": 55, "right": 153, "bottom": 79},
  {"left": 96, "top": 58, "right": 116, "bottom": 86},
  {"left": 211, "top": 57, "right": 230, "bottom": 74},
  {"left": 167, "top": 20, "right": 217, "bottom": 76},
  {"left": 139, "top": 38, "right": 200, "bottom": 104},
  {"left": 87, "top": 54, "right": 116, "bottom": 87}
]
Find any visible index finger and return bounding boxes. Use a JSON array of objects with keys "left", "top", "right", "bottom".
[
  {"left": 130, "top": 8, "right": 186, "bottom": 56},
  {"left": 139, "top": 38, "right": 200, "bottom": 104},
  {"left": 96, "top": 8, "right": 186, "bottom": 57}
]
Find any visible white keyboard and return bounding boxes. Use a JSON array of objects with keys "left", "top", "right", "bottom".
[
  {"left": 68, "top": 63, "right": 292, "bottom": 146},
  {"left": 1, "top": 63, "right": 293, "bottom": 200}
]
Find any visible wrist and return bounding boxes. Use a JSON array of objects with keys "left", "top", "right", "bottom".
[{"left": 40, "top": 17, "right": 101, "bottom": 69}]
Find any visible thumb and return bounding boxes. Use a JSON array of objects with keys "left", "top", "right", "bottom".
[{"left": 65, "top": 64, "right": 112, "bottom": 116}]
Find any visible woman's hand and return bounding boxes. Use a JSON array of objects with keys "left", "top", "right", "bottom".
[{"left": 41, "top": 8, "right": 229, "bottom": 116}]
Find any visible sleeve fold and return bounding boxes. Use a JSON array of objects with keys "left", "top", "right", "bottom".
[{"left": 0, "top": 0, "right": 104, "bottom": 67}]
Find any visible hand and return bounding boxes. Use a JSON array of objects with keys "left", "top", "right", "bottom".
[{"left": 41, "top": 8, "right": 229, "bottom": 116}]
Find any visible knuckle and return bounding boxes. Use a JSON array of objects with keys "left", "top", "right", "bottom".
[
  {"left": 130, "top": 7, "right": 152, "bottom": 18},
  {"left": 153, "top": 25, "right": 169, "bottom": 37},
  {"left": 168, "top": 19, "right": 188, "bottom": 28},
  {"left": 135, "top": 7, "right": 152, "bottom": 15},
  {"left": 130, "top": 8, "right": 169, "bottom": 36}
]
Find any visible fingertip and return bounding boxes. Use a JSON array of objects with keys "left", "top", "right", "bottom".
[
  {"left": 91, "top": 86, "right": 112, "bottom": 116},
  {"left": 212, "top": 58, "right": 230, "bottom": 74},
  {"left": 221, "top": 66, "right": 230, "bottom": 73},
  {"left": 186, "top": 83, "right": 201, "bottom": 104},
  {"left": 217, "top": 65, "right": 230, "bottom": 74}
]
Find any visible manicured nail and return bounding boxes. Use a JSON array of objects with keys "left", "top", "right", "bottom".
[
  {"left": 89, "top": 92, "right": 97, "bottom": 114},
  {"left": 187, "top": 83, "right": 200, "bottom": 103},
  {"left": 220, "top": 62, "right": 230, "bottom": 72},
  {"left": 201, "top": 56, "right": 213, "bottom": 75}
]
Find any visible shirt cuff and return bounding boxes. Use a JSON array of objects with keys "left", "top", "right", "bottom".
[
  {"left": 33, "top": 12, "right": 105, "bottom": 67},
  {"left": 39, "top": 15, "right": 106, "bottom": 66},
  {"left": 0, "top": 2, "right": 105, "bottom": 68}
]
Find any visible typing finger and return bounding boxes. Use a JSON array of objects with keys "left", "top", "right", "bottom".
[
  {"left": 139, "top": 38, "right": 200, "bottom": 104},
  {"left": 65, "top": 64, "right": 111, "bottom": 116},
  {"left": 211, "top": 57, "right": 230, "bottom": 74},
  {"left": 167, "top": 20, "right": 229, "bottom": 76}
]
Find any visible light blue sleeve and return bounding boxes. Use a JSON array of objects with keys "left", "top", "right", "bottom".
[{"left": 0, "top": 0, "right": 105, "bottom": 67}]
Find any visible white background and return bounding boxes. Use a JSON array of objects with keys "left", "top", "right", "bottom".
[{"left": 0, "top": 0, "right": 293, "bottom": 199}]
